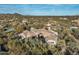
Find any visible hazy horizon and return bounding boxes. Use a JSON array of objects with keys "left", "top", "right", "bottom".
[{"left": 0, "top": 4, "right": 79, "bottom": 16}]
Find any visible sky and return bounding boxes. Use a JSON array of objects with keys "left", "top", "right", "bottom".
[{"left": 0, "top": 4, "right": 79, "bottom": 16}]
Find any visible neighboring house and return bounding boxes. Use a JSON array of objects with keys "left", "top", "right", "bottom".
[
  {"left": 4, "top": 28, "right": 15, "bottom": 33},
  {"left": 72, "top": 19, "right": 79, "bottom": 26},
  {"left": 70, "top": 26, "right": 79, "bottom": 29},
  {"left": 22, "top": 19, "right": 27, "bottom": 23},
  {"left": 60, "top": 17, "right": 68, "bottom": 20}
]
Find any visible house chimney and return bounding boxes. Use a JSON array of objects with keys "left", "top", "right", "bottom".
[{"left": 46, "top": 23, "right": 51, "bottom": 30}]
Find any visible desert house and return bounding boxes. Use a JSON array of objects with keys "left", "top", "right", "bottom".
[
  {"left": 72, "top": 19, "right": 79, "bottom": 27},
  {"left": 18, "top": 23, "right": 58, "bottom": 45}
]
